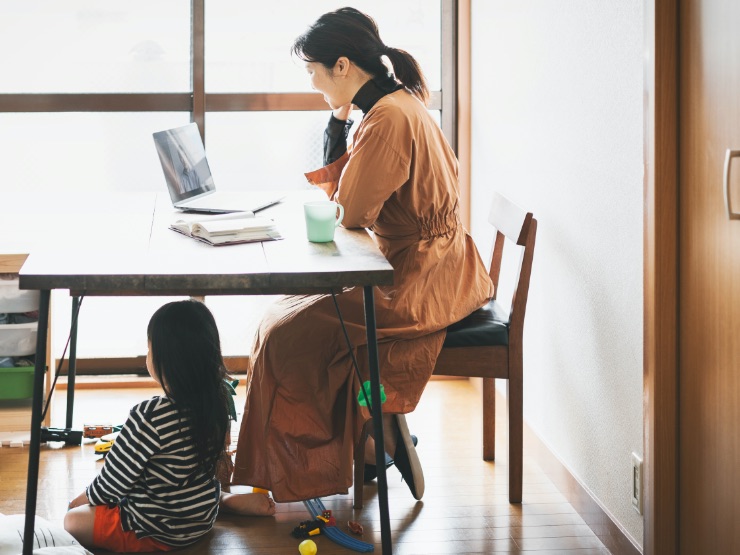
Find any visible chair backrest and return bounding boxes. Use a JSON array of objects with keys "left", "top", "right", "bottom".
[{"left": 487, "top": 193, "right": 537, "bottom": 345}]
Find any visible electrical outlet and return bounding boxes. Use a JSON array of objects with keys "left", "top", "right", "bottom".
[{"left": 631, "top": 452, "right": 643, "bottom": 515}]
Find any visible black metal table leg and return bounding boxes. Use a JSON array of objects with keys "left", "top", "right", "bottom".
[
  {"left": 23, "top": 290, "right": 51, "bottom": 555},
  {"left": 362, "top": 286, "right": 392, "bottom": 554},
  {"left": 65, "top": 296, "right": 80, "bottom": 429}
]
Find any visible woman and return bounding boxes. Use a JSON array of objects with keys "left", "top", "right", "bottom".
[{"left": 232, "top": 7, "right": 493, "bottom": 502}]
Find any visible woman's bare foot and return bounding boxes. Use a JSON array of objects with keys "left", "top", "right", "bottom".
[{"left": 219, "top": 492, "right": 276, "bottom": 516}]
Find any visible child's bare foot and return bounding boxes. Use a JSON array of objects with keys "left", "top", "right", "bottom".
[{"left": 220, "top": 492, "right": 276, "bottom": 516}]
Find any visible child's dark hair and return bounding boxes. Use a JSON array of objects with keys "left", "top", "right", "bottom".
[
  {"left": 291, "top": 7, "right": 429, "bottom": 105},
  {"left": 147, "top": 300, "right": 229, "bottom": 475}
]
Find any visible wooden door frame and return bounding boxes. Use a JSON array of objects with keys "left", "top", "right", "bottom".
[{"left": 643, "top": 1, "right": 679, "bottom": 553}]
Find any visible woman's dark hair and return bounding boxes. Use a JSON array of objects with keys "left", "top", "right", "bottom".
[
  {"left": 292, "top": 7, "right": 429, "bottom": 105},
  {"left": 147, "top": 300, "right": 229, "bottom": 474}
]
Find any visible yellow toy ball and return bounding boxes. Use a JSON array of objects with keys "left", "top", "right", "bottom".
[{"left": 298, "top": 539, "right": 317, "bottom": 555}]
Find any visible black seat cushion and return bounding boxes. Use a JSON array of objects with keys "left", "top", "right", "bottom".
[{"left": 443, "top": 299, "right": 509, "bottom": 348}]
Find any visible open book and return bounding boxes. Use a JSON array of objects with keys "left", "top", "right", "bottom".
[{"left": 169, "top": 211, "right": 283, "bottom": 246}]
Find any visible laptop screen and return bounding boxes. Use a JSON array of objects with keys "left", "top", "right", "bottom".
[{"left": 153, "top": 123, "right": 215, "bottom": 204}]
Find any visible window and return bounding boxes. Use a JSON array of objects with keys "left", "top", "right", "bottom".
[
  {"left": 1, "top": 1, "right": 458, "bottom": 362},
  {"left": 1, "top": 0, "right": 456, "bottom": 194}
]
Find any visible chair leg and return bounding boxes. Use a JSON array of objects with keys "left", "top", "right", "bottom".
[
  {"left": 482, "top": 378, "right": 496, "bottom": 461},
  {"left": 507, "top": 376, "right": 523, "bottom": 503},
  {"left": 353, "top": 420, "right": 371, "bottom": 509}
]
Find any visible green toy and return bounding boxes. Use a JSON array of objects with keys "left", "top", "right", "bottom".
[{"left": 357, "top": 380, "right": 386, "bottom": 408}]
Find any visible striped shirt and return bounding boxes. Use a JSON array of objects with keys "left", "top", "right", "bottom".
[{"left": 86, "top": 396, "right": 220, "bottom": 547}]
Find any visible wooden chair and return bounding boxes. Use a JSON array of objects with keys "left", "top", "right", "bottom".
[{"left": 354, "top": 191, "right": 537, "bottom": 507}]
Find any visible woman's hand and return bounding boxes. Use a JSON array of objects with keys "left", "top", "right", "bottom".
[{"left": 332, "top": 103, "right": 354, "bottom": 122}]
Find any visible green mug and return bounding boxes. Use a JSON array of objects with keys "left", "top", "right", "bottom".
[{"left": 304, "top": 201, "right": 345, "bottom": 242}]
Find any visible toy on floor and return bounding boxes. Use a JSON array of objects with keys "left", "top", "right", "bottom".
[
  {"left": 94, "top": 431, "right": 120, "bottom": 457},
  {"left": 94, "top": 439, "right": 114, "bottom": 456},
  {"left": 291, "top": 509, "right": 335, "bottom": 539},
  {"left": 347, "top": 520, "right": 364, "bottom": 535},
  {"left": 83, "top": 424, "right": 121, "bottom": 438},
  {"left": 298, "top": 539, "right": 317, "bottom": 555},
  {"left": 302, "top": 498, "right": 374, "bottom": 553}
]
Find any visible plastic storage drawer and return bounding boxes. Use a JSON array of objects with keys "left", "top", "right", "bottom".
[
  {"left": 0, "top": 277, "right": 40, "bottom": 313},
  {"left": 0, "top": 322, "right": 38, "bottom": 357},
  {"left": 0, "top": 366, "right": 34, "bottom": 400}
]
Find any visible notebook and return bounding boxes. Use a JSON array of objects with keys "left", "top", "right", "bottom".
[{"left": 152, "top": 123, "right": 284, "bottom": 214}]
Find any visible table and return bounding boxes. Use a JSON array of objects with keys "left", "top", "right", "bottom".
[{"left": 18, "top": 192, "right": 396, "bottom": 554}]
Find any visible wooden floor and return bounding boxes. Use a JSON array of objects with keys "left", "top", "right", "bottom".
[{"left": 0, "top": 379, "right": 610, "bottom": 554}]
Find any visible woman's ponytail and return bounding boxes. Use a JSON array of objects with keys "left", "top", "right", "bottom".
[{"left": 383, "top": 46, "right": 430, "bottom": 106}]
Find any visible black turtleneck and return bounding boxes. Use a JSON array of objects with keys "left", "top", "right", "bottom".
[
  {"left": 322, "top": 73, "right": 403, "bottom": 165},
  {"left": 351, "top": 72, "right": 402, "bottom": 114}
]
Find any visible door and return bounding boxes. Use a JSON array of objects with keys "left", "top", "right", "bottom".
[{"left": 679, "top": 0, "right": 740, "bottom": 552}]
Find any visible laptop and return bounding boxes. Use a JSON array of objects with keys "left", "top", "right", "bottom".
[{"left": 153, "top": 123, "right": 284, "bottom": 214}]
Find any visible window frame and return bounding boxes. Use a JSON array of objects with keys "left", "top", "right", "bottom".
[
  {"left": 0, "top": 0, "right": 458, "bottom": 151},
  {"left": 0, "top": 0, "right": 461, "bottom": 375}
]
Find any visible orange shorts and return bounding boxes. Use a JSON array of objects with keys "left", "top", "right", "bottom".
[{"left": 93, "top": 504, "right": 175, "bottom": 553}]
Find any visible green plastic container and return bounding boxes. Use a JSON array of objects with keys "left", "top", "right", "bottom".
[{"left": 0, "top": 366, "right": 35, "bottom": 400}]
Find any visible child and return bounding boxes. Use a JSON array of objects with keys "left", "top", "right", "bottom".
[{"left": 64, "top": 300, "right": 275, "bottom": 552}]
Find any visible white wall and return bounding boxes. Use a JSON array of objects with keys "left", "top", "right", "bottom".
[{"left": 470, "top": 0, "right": 644, "bottom": 546}]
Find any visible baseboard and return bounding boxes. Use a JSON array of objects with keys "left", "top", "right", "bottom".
[
  {"left": 471, "top": 377, "right": 642, "bottom": 554},
  {"left": 525, "top": 424, "right": 643, "bottom": 555},
  {"left": 56, "top": 373, "right": 249, "bottom": 390},
  {"left": 55, "top": 356, "right": 250, "bottom": 375},
  {"left": 54, "top": 355, "right": 467, "bottom": 388}
]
